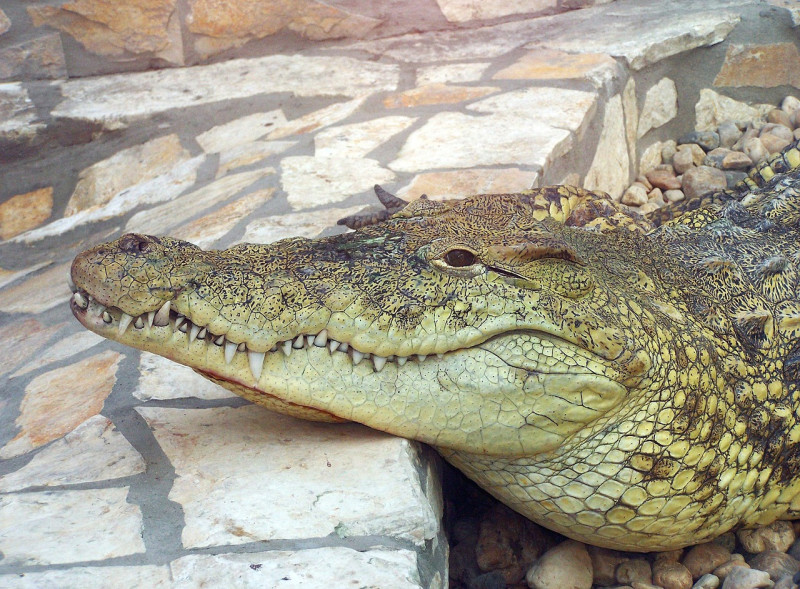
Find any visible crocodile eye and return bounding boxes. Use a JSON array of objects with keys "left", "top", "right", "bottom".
[{"left": 443, "top": 249, "right": 477, "bottom": 267}]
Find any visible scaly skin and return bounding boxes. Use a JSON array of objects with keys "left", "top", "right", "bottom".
[{"left": 70, "top": 143, "right": 800, "bottom": 551}]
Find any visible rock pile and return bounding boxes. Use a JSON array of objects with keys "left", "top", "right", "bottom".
[{"left": 621, "top": 95, "right": 800, "bottom": 214}]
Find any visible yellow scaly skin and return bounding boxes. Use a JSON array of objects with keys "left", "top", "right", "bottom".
[{"left": 70, "top": 143, "right": 800, "bottom": 551}]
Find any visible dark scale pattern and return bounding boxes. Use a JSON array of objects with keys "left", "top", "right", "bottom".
[{"left": 70, "top": 141, "right": 800, "bottom": 551}]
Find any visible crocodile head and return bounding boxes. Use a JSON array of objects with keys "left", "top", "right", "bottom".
[
  {"left": 71, "top": 193, "right": 653, "bottom": 453},
  {"left": 70, "top": 186, "right": 800, "bottom": 550}
]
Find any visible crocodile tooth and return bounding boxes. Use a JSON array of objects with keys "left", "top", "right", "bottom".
[
  {"left": 134, "top": 316, "right": 145, "bottom": 329},
  {"left": 338, "top": 342, "right": 348, "bottom": 353},
  {"left": 397, "top": 356, "right": 407, "bottom": 366},
  {"left": 270, "top": 344, "right": 277, "bottom": 352},
  {"left": 417, "top": 354, "right": 427, "bottom": 362},
  {"left": 153, "top": 301, "right": 171, "bottom": 327},
  {"left": 118, "top": 313, "right": 134, "bottom": 334},
  {"left": 175, "top": 315, "right": 186, "bottom": 330},
  {"left": 282, "top": 340, "right": 293, "bottom": 356},
  {"left": 214, "top": 335, "right": 225, "bottom": 346},
  {"left": 293, "top": 335, "right": 304, "bottom": 349},
  {"left": 73, "top": 292, "right": 89, "bottom": 309},
  {"left": 314, "top": 329, "right": 328, "bottom": 347},
  {"left": 352, "top": 350, "right": 364, "bottom": 365},
  {"left": 178, "top": 320, "right": 189, "bottom": 333},
  {"left": 102, "top": 310, "right": 112, "bottom": 323},
  {"left": 373, "top": 355, "right": 387, "bottom": 371},
  {"left": 146, "top": 311, "right": 155, "bottom": 328},
  {"left": 248, "top": 350, "right": 265, "bottom": 381},
  {"left": 189, "top": 323, "right": 201, "bottom": 343},
  {"left": 306, "top": 335, "right": 315, "bottom": 347},
  {"left": 197, "top": 328, "right": 207, "bottom": 340},
  {"left": 328, "top": 339, "right": 339, "bottom": 353},
  {"left": 237, "top": 342, "right": 246, "bottom": 352},
  {"left": 224, "top": 341, "right": 237, "bottom": 364}
]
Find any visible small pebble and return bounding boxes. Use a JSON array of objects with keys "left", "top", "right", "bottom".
[
  {"left": 646, "top": 168, "right": 682, "bottom": 190},
  {"left": 773, "top": 574, "right": 798, "bottom": 589},
  {"left": 760, "top": 123, "right": 794, "bottom": 141},
  {"left": 588, "top": 545, "right": 629, "bottom": 586},
  {"left": 742, "top": 137, "right": 769, "bottom": 164},
  {"left": 721, "top": 151, "right": 753, "bottom": 170},
  {"left": 718, "top": 120, "right": 742, "bottom": 148},
  {"left": 673, "top": 146, "right": 697, "bottom": 174},
  {"left": 693, "top": 573, "right": 721, "bottom": 589},
  {"left": 476, "top": 504, "right": 544, "bottom": 584},
  {"left": 767, "top": 108, "right": 793, "bottom": 128},
  {"left": 682, "top": 165, "right": 727, "bottom": 198},
  {"left": 781, "top": 95, "right": 800, "bottom": 115},
  {"left": 617, "top": 559, "right": 654, "bottom": 585},
  {"left": 678, "top": 130, "right": 720, "bottom": 151},
  {"left": 738, "top": 522, "right": 796, "bottom": 553},
  {"left": 648, "top": 187, "right": 664, "bottom": 203},
  {"left": 714, "top": 555, "right": 750, "bottom": 579},
  {"left": 704, "top": 147, "right": 731, "bottom": 168},
  {"left": 653, "top": 559, "right": 694, "bottom": 589},
  {"left": 637, "top": 174, "right": 654, "bottom": 191},
  {"left": 662, "top": 140, "right": 678, "bottom": 164},
  {"left": 622, "top": 182, "right": 649, "bottom": 206},
  {"left": 472, "top": 571, "right": 507, "bottom": 589},
  {"left": 684, "top": 542, "right": 733, "bottom": 579},
  {"left": 664, "top": 189, "right": 685, "bottom": 202},
  {"left": 724, "top": 171, "right": 747, "bottom": 188},
  {"left": 713, "top": 534, "right": 738, "bottom": 554},
  {"left": 747, "top": 551, "right": 800, "bottom": 581},
  {"left": 525, "top": 540, "right": 593, "bottom": 589},
  {"left": 760, "top": 132, "right": 791, "bottom": 155},
  {"left": 632, "top": 583, "right": 664, "bottom": 589},
  {"left": 719, "top": 566, "right": 772, "bottom": 589}
]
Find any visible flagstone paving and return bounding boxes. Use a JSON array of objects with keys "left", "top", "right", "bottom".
[{"left": 1, "top": 0, "right": 798, "bottom": 586}]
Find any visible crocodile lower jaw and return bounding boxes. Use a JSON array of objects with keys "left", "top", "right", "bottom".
[{"left": 70, "top": 289, "right": 440, "bottom": 383}]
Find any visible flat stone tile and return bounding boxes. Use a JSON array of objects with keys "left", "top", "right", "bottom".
[
  {"left": 11, "top": 156, "right": 204, "bottom": 243},
  {"left": 0, "top": 187, "right": 53, "bottom": 240},
  {"left": 133, "top": 352, "right": 237, "bottom": 401},
  {"left": 436, "top": 0, "right": 556, "bottom": 23},
  {"left": 382, "top": 83, "right": 500, "bottom": 109},
  {"left": 0, "top": 262, "right": 73, "bottom": 314},
  {"left": 137, "top": 406, "right": 439, "bottom": 548},
  {"left": 0, "top": 565, "right": 170, "bottom": 588},
  {"left": 52, "top": 55, "right": 399, "bottom": 121},
  {"left": 169, "top": 547, "right": 423, "bottom": 588},
  {"left": 314, "top": 116, "right": 417, "bottom": 159},
  {"left": 267, "top": 96, "right": 369, "bottom": 140},
  {"left": 0, "top": 317, "right": 65, "bottom": 379},
  {"left": 216, "top": 140, "right": 296, "bottom": 178},
  {"left": 1, "top": 350, "right": 122, "bottom": 459},
  {"left": 125, "top": 167, "right": 274, "bottom": 235},
  {"left": 0, "top": 33, "right": 67, "bottom": 82},
  {"left": 399, "top": 168, "right": 539, "bottom": 200},
  {"left": 0, "top": 83, "right": 43, "bottom": 138},
  {"left": 171, "top": 188, "right": 275, "bottom": 249},
  {"left": 239, "top": 205, "right": 366, "bottom": 244},
  {"left": 281, "top": 156, "right": 394, "bottom": 210},
  {"left": 416, "top": 62, "right": 491, "bottom": 85},
  {"left": 11, "top": 330, "right": 104, "bottom": 378},
  {"left": 529, "top": 4, "right": 740, "bottom": 70},
  {"left": 0, "top": 415, "right": 145, "bottom": 492},
  {"left": 493, "top": 49, "right": 617, "bottom": 83},
  {"left": 65, "top": 134, "right": 190, "bottom": 216},
  {"left": 196, "top": 110, "right": 287, "bottom": 153},
  {"left": 389, "top": 111, "right": 571, "bottom": 172},
  {"left": 714, "top": 42, "right": 800, "bottom": 88},
  {"left": 468, "top": 87, "right": 597, "bottom": 139},
  {"left": 0, "top": 488, "right": 145, "bottom": 565}
]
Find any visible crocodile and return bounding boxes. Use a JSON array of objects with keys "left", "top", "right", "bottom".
[{"left": 70, "top": 140, "right": 800, "bottom": 552}]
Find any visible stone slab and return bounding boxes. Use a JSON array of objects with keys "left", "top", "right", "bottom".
[
  {"left": 0, "top": 488, "right": 145, "bottom": 565},
  {"left": 0, "top": 566, "right": 170, "bottom": 588},
  {"left": 137, "top": 406, "right": 439, "bottom": 549},
  {"left": 240, "top": 205, "right": 367, "bottom": 244},
  {"left": 11, "top": 330, "right": 104, "bottom": 378},
  {"left": 0, "top": 415, "right": 145, "bottom": 492},
  {"left": 52, "top": 55, "right": 399, "bottom": 122},
  {"left": 169, "top": 547, "right": 424, "bottom": 588},
  {"left": 133, "top": 352, "right": 237, "bottom": 401}
]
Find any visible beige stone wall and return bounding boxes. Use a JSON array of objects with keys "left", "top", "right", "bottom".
[{"left": 0, "top": 0, "right": 614, "bottom": 81}]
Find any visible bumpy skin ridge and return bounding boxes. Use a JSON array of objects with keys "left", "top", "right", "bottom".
[{"left": 70, "top": 141, "right": 800, "bottom": 551}]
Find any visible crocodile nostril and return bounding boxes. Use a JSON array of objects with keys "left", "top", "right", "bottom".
[{"left": 119, "top": 233, "right": 152, "bottom": 254}]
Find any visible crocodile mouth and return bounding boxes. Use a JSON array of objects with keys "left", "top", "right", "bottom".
[{"left": 70, "top": 287, "right": 441, "bottom": 382}]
